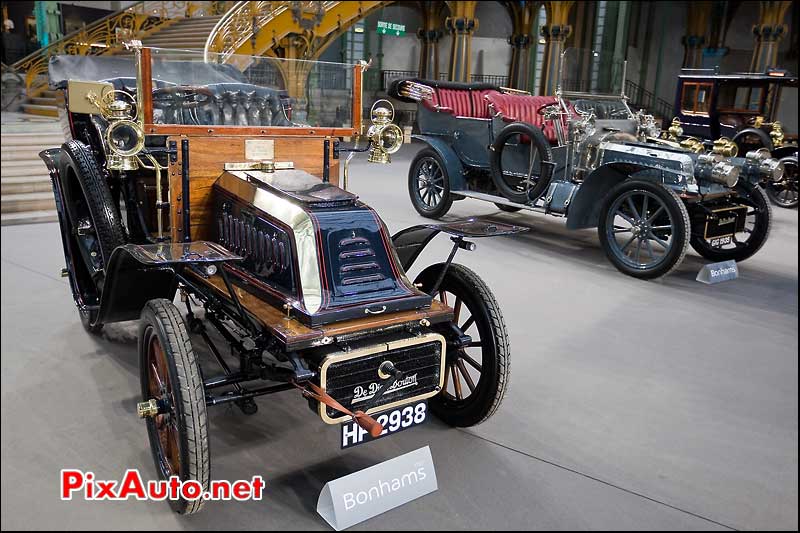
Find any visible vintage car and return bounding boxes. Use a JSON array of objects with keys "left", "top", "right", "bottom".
[
  {"left": 39, "top": 45, "right": 522, "bottom": 514},
  {"left": 390, "top": 49, "right": 785, "bottom": 279},
  {"left": 670, "top": 69, "right": 798, "bottom": 208}
]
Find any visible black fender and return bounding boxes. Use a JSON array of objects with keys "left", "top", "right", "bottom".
[
  {"left": 95, "top": 242, "right": 242, "bottom": 324},
  {"left": 566, "top": 163, "right": 682, "bottom": 230},
  {"left": 391, "top": 218, "right": 527, "bottom": 271},
  {"left": 732, "top": 127, "right": 774, "bottom": 152},
  {"left": 771, "top": 145, "right": 798, "bottom": 159},
  {"left": 411, "top": 134, "right": 467, "bottom": 190}
]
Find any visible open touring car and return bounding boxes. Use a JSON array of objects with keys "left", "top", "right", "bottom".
[{"left": 390, "top": 49, "right": 786, "bottom": 278}]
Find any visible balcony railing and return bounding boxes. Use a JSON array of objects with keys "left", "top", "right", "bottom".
[
  {"left": 470, "top": 74, "right": 508, "bottom": 86},
  {"left": 11, "top": 1, "right": 226, "bottom": 96}
]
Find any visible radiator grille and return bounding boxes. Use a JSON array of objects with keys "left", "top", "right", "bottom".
[{"left": 321, "top": 338, "right": 443, "bottom": 421}]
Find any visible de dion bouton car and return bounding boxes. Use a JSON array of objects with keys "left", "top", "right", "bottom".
[
  {"left": 668, "top": 68, "right": 798, "bottom": 208},
  {"left": 390, "top": 49, "right": 785, "bottom": 279},
  {"left": 38, "top": 44, "right": 524, "bottom": 514}
]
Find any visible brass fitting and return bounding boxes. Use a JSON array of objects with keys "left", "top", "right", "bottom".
[
  {"left": 679, "top": 136, "right": 705, "bottom": 153},
  {"left": 667, "top": 118, "right": 684, "bottom": 141},
  {"left": 712, "top": 137, "right": 738, "bottom": 157},
  {"left": 770, "top": 121, "right": 784, "bottom": 148},
  {"left": 137, "top": 399, "right": 159, "bottom": 418}
]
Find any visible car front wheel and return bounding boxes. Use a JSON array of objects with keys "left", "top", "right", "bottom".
[
  {"left": 414, "top": 263, "right": 510, "bottom": 427},
  {"left": 598, "top": 180, "right": 690, "bottom": 279},
  {"left": 765, "top": 156, "right": 798, "bottom": 208}
]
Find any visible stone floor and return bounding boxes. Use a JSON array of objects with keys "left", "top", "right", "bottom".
[{"left": 1, "top": 146, "right": 797, "bottom": 530}]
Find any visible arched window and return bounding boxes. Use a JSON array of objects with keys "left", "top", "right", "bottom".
[{"left": 531, "top": 5, "right": 547, "bottom": 95}]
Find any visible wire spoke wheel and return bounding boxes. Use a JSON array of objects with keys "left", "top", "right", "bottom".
[
  {"left": 606, "top": 190, "right": 675, "bottom": 270},
  {"left": 765, "top": 157, "right": 798, "bottom": 208},
  {"left": 415, "top": 263, "right": 509, "bottom": 427},
  {"left": 598, "top": 180, "right": 689, "bottom": 279},
  {"left": 145, "top": 331, "right": 181, "bottom": 477},
  {"left": 408, "top": 149, "right": 453, "bottom": 218}
]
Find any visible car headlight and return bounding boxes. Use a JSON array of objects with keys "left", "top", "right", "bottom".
[
  {"left": 106, "top": 120, "right": 144, "bottom": 157},
  {"left": 695, "top": 153, "right": 739, "bottom": 187},
  {"left": 746, "top": 148, "right": 784, "bottom": 182}
]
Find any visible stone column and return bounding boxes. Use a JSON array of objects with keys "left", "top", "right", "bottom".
[
  {"left": 539, "top": 1, "right": 574, "bottom": 95},
  {"left": 446, "top": 1, "right": 478, "bottom": 82},
  {"left": 749, "top": 1, "right": 791, "bottom": 72},
  {"left": 508, "top": 33, "right": 532, "bottom": 89},
  {"left": 682, "top": 1, "right": 712, "bottom": 68},
  {"left": 417, "top": 1, "right": 443, "bottom": 79}
]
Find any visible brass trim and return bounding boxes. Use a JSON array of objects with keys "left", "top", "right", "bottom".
[{"left": 317, "top": 332, "right": 447, "bottom": 424}]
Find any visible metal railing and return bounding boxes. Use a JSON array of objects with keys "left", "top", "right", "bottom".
[
  {"left": 625, "top": 79, "right": 674, "bottom": 126},
  {"left": 11, "top": 1, "right": 224, "bottom": 96},
  {"left": 470, "top": 74, "right": 508, "bottom": 86}
]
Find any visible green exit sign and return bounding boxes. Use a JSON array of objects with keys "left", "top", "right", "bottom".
[{"left": 377, "top": 20, "right": 405, "bottom": 36}]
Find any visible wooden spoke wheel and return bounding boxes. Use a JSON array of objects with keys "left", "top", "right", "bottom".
[
  {"left": 139, "top": 299, "right": 209, "bottom": 514},
  {"left": 415, "top": 263, "right": 510, "bottom": 427}
]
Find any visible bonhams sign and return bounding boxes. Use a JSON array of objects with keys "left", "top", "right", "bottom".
[{"left": 316, "top": 446, "right": 437, "bottom": 530}]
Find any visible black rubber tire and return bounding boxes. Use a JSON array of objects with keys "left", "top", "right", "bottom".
[
  {"left": 139, "top": 299, "right": 210, "bottom": 515},
  {"left": 408, "top": 148, "right": 453, "bottom": 219},
  {"left": 765, "top": 156, "right": 798, "bottom": 209},
  {"left": 60, "top": 140, "right": 126, "bottom": 333},
  {"left": 415, "top": 263, "right": 510, "bottom": 427},
  {"left": 494, "top": 203, "right": 522, "bottom": 213},
  {"left": 490, "top": 121, "right": 553, "bottom": 204},
  {"left": 690, "top": 185, "right": 772, "bottom": 262},
  {"left": 598, "top": 180, "right": 690, "bottom": 279},
  {"left": 732, "top": 127, "right": 773, "bottom": 155}
]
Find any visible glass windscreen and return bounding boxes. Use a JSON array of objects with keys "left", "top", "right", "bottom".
[
  {"left": 148, "top": 48, "right": 356, "bottom": 128},
  {"left": 559, "top": 48, "right": 625, "bottom": 96}
]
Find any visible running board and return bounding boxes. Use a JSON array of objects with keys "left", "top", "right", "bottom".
[{"left": 451, "top": 190, "right": 564, "bottom": 216}]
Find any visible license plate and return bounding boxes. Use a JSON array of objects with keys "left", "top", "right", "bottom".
[
  {"left": 704, "top": 206, "right": 747, "bottom": 239},
  {"left": 341, "top": 402, "right": 427, "bottom": 449},
  {"left": 709, "top": 235, "right": 733, "bottom": 247}
]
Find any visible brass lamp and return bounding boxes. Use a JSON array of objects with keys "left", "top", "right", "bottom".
[{"left": 367, "top": 99, "right": 403, "bottom": 164}]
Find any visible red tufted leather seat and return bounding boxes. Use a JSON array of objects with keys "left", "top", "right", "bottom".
[
  {"left": 484, "top": 93, "right": 564, "bottom": 143},
  {"left": 423, "top": 88, "right": 495, "bottom": 119}
]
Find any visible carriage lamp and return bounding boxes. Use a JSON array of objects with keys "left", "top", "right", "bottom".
[
  {"left": 712, "top": 137, "right": 738, "bottom": 157},
  {"left": 667, "top": 118, "right": 684, "bottom": 140},
  {"left": 367, "top": 99, "right": 404, "bottom": 164},
  {"left": 770, "top": 121, "right": 785, "bottom": 147},
  {"left": 107, "top": 119, "right": 145, "bottom": 170}
]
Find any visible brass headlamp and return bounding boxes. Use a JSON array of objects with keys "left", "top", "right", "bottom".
[
  {"left": 367, "top": 99, "right": 403, "bottom": 164},
  {"left": 85, "top": 87, "right": 144, "bottom": 171},
  {"left": 667, "top": 117, "right": 684, "bottom": 141},
  {"left": 712, "top": 137, "right": 738, "bottom": 157}
]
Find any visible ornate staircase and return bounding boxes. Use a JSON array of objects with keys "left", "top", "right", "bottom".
[{"left": 0, "top": 117, "right": 64, "bottom": 225}]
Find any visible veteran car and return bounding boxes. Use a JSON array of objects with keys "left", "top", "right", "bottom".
[
  {"left": 39, "top": 44, "right": 521, "bottom": 514},
  {"left": 390, "top": 48, "right": 785, "bottom": 279},
  {"left": 669, "top": 69, "right": 798, "bottom": 208}
]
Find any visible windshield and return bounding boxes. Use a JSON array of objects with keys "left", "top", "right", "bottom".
[
  {"left": 559, "top": 48, "right": 626, "bottom": 96},
  {"left": 147, "top": 48, "right": 357, "bottom": 128},
  {"left": 566, "top": 97, "right": 633, "bottom": 120}
]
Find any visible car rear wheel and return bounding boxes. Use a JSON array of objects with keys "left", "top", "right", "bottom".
[
  {"left": 60, "top": 140, "right": 127, "bottom": 333},
  {"left": 139, "top": 299, "right": 209, "bottom": 515},
  {"left": 690, "top": 185, "right": 772, "bottom": 262},
  {"left": 414, "top": 263, "right": 510, "bottom": 427},
  {"left": 408, "top": 149, "right": 453, "bottom": 219},
  {"left": 598, "top": 180, "right": 690, "bottom": 279},
  {"left": 765, "top": 156, "right": 798, "bottom": 208}
]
